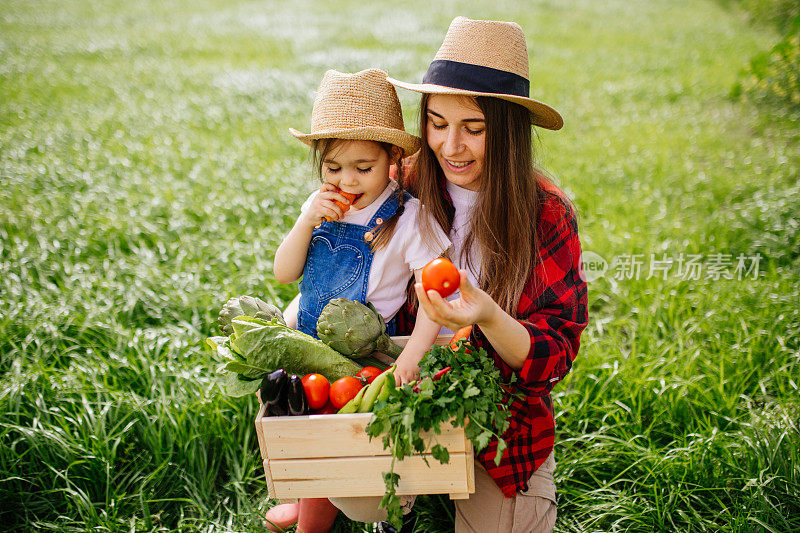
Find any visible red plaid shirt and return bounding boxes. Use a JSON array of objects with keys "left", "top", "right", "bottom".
[{"left": 395, "top": 171, "right": 588, "bottom": 497}]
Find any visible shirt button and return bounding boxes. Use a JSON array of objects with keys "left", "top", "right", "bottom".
[
  {"left": 375, "top": 218, "right": 383, "bottom": 225},
  {"left": 364, "top": 232, "right": 374, "bottom": 242}
]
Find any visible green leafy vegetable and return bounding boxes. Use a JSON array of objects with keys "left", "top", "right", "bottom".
[
  {"left": 208, "top": 317, "right": 362, "bottom": 396},
  {"left": 221, "top": 370, "right": 262, "bottom": 397},
  {"left": 218, "top": 295, "right": 285, "bottom": 335},
  {"left": 317, "top": 298, "right": 403, "bottom": 358},
  {"left": 366, "top": 342, "right": 514, "bottom": 528}
]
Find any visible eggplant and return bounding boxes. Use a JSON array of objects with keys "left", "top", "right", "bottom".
[
  {"left": 267, "top": 398, "right": 289, "bottom": 417},
  {"left": 260, "top": 369, "right": 288, "bottom": 406},
  {"left": 287, "top": 374, "right": 309, "bottom": 416}
]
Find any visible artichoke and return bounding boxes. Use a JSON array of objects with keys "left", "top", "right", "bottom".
[
  {"left": 218, "top": 295, "right": 285, "bottom": 335},
  {"left": 317, "top": 298, "right": 403, "bottom": 359}
]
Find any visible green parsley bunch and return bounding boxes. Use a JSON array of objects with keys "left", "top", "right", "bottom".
[{"left": 366, "top": 340, "right": 514, "bottom": 528}]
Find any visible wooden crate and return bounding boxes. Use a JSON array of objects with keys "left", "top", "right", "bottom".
[{"left": 253, "top": 334, "right": 475, "bottom": 502}]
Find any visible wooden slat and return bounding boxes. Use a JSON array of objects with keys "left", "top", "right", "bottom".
[
  {"left": 390, "top": 334, "right": 453, "bottom": 348},
  {"left": 269, "top": 453, "right": 470, "bottom": 498},
  {"left": 465, "top": 434, "right": 475, "bottom": 494},
  {"left": 370, "top": 352, "right": 397, "bottom": 366},
  {"left": 254, "top": 402, "right": 269, "bottom": 461},
  {"left": 259, "top": 413, "right": 466, "bottom": 460},
  {"left": 262, "top": 458, "right": 277, "bottom": 498},
  {"left": 263, "top": 457, "right": 295, "bottom": 504},
  {"left": 376, "top": 334, "right": 454, "bottom": 362}
]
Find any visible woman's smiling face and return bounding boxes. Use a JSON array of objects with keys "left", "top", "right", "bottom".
[{"left": 425, "top": 94, "right": 486, "bottom": 191}]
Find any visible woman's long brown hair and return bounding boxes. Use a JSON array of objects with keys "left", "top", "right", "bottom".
[{"left": 410, "top": 93, "right": 550, "bottom": 316}]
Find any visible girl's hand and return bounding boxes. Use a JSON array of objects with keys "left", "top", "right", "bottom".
[
  {"left": 414, "top": 270, "right": 499, "bottom": 332},
  {"left": 301, "top": 183, "right": 351, "bottom": 226},
  {"left": 392, "top": 356, "right": 421, "bottom": 386}
]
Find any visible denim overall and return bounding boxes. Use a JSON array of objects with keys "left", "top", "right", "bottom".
[{"left": 297, "top": 189, "right": 412, "bottom": 338}]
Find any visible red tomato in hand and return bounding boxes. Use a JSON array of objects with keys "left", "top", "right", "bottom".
[
  {"left": 357, "top": 366, "right": 382, "bottom": 384},
  {"left": 421, "top": 257, "right": 461, "bottom": 298},
  {"left": 329, "top": 376, "right": 364, "bottom": 409},
  {"left": 301, "top": 373, "right": 331, "bottom": 410}
]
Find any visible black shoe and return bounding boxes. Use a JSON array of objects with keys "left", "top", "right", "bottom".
[{"left": 377, "top": 508, "right": 416, "bottom": 533}]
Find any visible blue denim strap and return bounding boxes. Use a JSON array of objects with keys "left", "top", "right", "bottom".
[{"left": 297, "top": 189, "right": 411, "bottom": 338}]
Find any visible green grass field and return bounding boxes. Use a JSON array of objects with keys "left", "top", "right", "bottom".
[{"left": 1, "top": 0, "right": 798, "bottom": 531}]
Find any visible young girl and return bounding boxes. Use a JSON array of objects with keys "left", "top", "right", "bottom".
[
  {"left": 267, "top": 68, "right": 450, "bottom": 533},
  {"left": 386, "top": 17, "right": 589, "bottom": 533}
]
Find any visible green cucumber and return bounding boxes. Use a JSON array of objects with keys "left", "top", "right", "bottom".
[
  {"left": 376, "top": 370, "right": 395, "bottom": 403},
  {"left": 358, "top": 367, "right": 395, "bottom": 412},
  {"left": 338, "top": 386, "right": 366, "bottom": 414}
]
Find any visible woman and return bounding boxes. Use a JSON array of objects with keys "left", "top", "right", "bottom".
[
  {"left": 387, "top": 16, "right": 588, "bottom": 533},
  {"left": 268, "top": 16, "right": 587, "bottom": 533}
]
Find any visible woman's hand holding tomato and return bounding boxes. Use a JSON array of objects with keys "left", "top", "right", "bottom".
[
  {"left": 415, "top": 269, "right": 498, "bottom": 332},
  {"left": 328, "top": 376, "right": 364, "bottom": 409}
]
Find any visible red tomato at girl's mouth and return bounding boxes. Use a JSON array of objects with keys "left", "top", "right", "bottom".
[
  {"left": 329, "top": 376, "right": 364, "bottom": 409},
  {"left": 421, "top": 257, "right": 461, "bottom": 298},
  {"left": 357, "top": 366, "right": 382, "bottom": 384},
  {"left": 301, "top": 373, "right": 331, "bottom": 410}
]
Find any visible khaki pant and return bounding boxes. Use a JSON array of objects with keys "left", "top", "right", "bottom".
[
  {"left": 455, "top": 452, "right": 557, "bottom": 533},
  {"left": 330, "top": 453, "right": 556, "bottom": 532}
]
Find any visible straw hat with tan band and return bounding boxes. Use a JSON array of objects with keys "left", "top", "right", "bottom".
[
  {"left": 290, "top": 68, "right": 420, "bottom": 156},
  {"left": 387, "top": 16, "right": 563, "bottom": 130}
]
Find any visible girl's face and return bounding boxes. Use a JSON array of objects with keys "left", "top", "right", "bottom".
[
  {"left": 425, "top": 94, "right": 486, "bottom": 191},
  {"left": 322, "top": 140, "right": 395, "bottom": 209}
]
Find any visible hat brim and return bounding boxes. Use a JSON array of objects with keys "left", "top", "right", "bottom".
[
  {"left": 387, "top": 77, "right": 563, "bottom": 131},
  {"left": 289, "top": 127, "right": 420, "bottom": 157}
]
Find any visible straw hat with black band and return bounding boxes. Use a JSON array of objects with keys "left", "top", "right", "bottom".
[
  {"left": 290, "top": 68, "right": 420, "bottom": 156},
  {"left": 387, "top": 16, "right": 563, "bottom": 130}
]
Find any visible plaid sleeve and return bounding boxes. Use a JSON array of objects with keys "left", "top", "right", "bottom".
[
  {"left": 472, "top": 190, "right": 588, "bottom": 496},
  {"left": 473, "top": 191, "right": 588, "bottom": 391}
]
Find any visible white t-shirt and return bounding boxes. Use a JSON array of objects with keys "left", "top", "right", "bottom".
[
  {"left": 301, "top": 180, "right": 451, "bottom": 321},
  {"left": 435, "top": 181, "right": 482, "bottom": 335},
  {"left": 446, "top": 180, "right": 481, "bottom": 290}
]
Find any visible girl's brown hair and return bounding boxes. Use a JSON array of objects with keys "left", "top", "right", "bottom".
[
  {"left": 311, "top": 138, "right": 406, "bottom": 251},
  {"left": 411, "top": 93, "right": 552, "bottom": 316}
]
